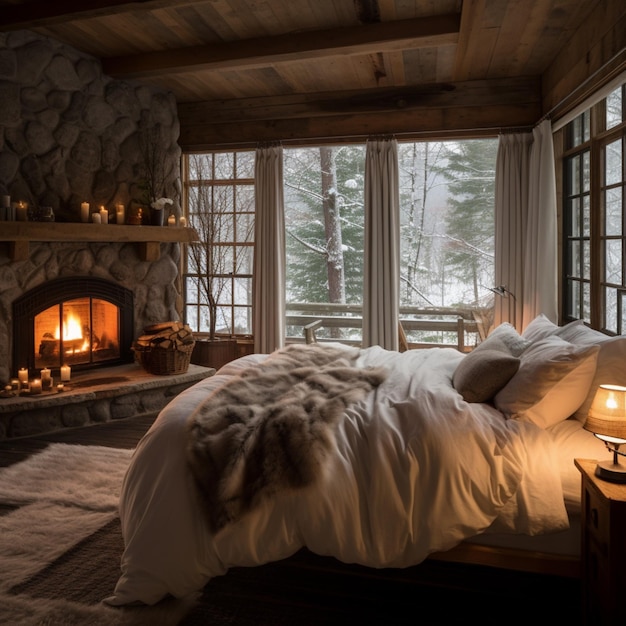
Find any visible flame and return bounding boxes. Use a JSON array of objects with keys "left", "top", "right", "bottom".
[{"left": 55, "top": 313, "right": 90, "bottom": 352}]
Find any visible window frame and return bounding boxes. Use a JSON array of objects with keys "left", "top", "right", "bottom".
[
  {"left": 560, "top": 83, "right": 626, "bottom": 333},
  {"left": 182, "top": 151, "right": 255, "bottom": 339}
]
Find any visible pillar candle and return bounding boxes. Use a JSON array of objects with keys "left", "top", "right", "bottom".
[
  {"left": 41, "top": 367, "right": 52, "bottom": 392},
  {"left": 116, "top": 203, "right": 125, "bottom": 225},
  {"left": 99, "top": 206, "right": 108, "bottom": 224},
  {"left": 16, "top": 202, "right": 28, "bottom": 221},
  {"left": 81, "top": 202, "right": 90, "bottom": 223},
  {"left": 60, "top": 365, "right": 71, "bottom": 382},
  {"left": 167, "top": 213, "right": 176, "bottom": 226},
  {"left": 30, "top": 378, "right": 42, "bottom": 395},
  {"left": 18, "top": 368, "right": 28, "bottom": 385},
  {"left": 179, "top": 216, "right": 187, "bottom": 227},
  {"left": 91, "top": 212, "right": 101, "bottom": 224}
]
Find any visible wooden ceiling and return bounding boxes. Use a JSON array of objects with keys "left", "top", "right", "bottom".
[{"left": 1, "top": 0, "right": 624, "bottom": 148}]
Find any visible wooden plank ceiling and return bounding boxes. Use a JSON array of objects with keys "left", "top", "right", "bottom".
[{"left": 0, "top": 0, "right": 610, "bottom": 147}]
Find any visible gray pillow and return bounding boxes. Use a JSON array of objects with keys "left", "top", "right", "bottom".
[{"left": 453, "top": 349, "right": 520, "bottom": 403}]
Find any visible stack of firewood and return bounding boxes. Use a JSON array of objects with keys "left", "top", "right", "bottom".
[{"left": 133, "top": 321, "right": 195, "bottom": 375}]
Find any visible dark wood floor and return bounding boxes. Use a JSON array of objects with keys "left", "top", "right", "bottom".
[{"left": 0, "top": 413, "right": 157, "bottom": 468}]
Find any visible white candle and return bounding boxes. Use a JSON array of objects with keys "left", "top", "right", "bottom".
[
  {"left": 167, "top": 213, "right": 176, "bottom": 226},
  {"left": 57, "top": 383, "right": 65, "bottom": 393},
  {"left": 91, "top": 212, "right": 101, "bottom": 224},
  {"left": 18, "top": 368, "right": 28, "bottom": 384},
  {"left": 99, "top": 206, "right": 108, "bottom": 224},
  {"left": 81, "top": 202, "right": 90, "bottom": 223},
  {"left": 60, "top": 365, "right": 71, "bottom": 382},
  {"left": 179, "top": 216, "right": 187, "bottom": 227},
  {"left": 116, "top": 203, "right": 125, "bottom": 225},
  {"left": 30, "top": 378, "right": 42, "bottom": 395},
  {"left": 40, "top": 367, "right": 51, "bottom": 381}
]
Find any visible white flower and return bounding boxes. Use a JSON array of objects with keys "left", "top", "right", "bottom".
[{"left": 151, "top": 197, "right": 174, "bottom": 210}]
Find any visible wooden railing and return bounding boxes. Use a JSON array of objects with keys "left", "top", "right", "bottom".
[{"left": 286, "top": 303, "right": 492, "bottom": 352}]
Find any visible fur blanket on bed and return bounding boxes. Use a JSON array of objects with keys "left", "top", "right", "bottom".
[{"left": 186, "top": 344, "right": 387, "bottom": 533}]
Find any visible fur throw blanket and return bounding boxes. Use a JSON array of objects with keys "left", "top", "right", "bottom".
[{"left": 186, "top": 344, "right": 387, "bottom": 533}]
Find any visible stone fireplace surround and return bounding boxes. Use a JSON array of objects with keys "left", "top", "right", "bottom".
[
  {"left": 0, "top": 30, "right": 214, "bottom": 439},
  {"left": 0, "top": 233, "right": 212, "bottom": 440}
]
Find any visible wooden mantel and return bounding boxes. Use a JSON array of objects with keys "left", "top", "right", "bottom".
[{"left": 0, "top": 222, "right": 199, "bottom": 261}]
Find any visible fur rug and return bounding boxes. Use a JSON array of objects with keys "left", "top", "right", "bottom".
[
  {"left": 186, "top": 344, "right": 387, "bottom": 532},
  {"left": 0, "top": 444, "right": 140, "bottom": 624},
  {"left": 0, "top": 443, "right": 133, "bottom": 594}
]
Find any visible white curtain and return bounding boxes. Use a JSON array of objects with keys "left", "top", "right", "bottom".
[
  {"left": 363, "top": 138, "right": 400, "bottom": 350},
  {"left": 494, "top": 120, "right": 557, "bottom": 332},
  {"left": 253, "top": 144, "right": 285, "bottom": 354}
]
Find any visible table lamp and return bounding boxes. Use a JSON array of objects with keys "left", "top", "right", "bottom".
[{"left": 584, "top": 384, "right": 626, "bottom": 483}]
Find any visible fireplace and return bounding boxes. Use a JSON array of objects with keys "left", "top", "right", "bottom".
[{"left": 12, "top": 277, "right": 134, "bottom": 377}]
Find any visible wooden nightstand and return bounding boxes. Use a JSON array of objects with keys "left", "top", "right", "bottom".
[{"left": 575, "top": 459, "right": 626, "bottom": 625}]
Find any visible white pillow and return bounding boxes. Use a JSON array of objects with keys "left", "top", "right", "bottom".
[
  {"left": 486, "top": 322, "right": 531, "bottom": 356},
  {"left": 494, "top": 335, "right": 600, "bottom": 429},
  {"left": 521, "top": 314, "right": 561, "bottom": 342}
]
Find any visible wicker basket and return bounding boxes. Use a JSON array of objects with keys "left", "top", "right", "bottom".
[
  {"left": 135, "top": 342, "right": 194, "bottom": 375},
  {"left": 133, "top": 321, "right": 196, "bottom": 375}
]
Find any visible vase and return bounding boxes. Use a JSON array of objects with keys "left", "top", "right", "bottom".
[{"left": 151, "top": 208, "right": 164, "bottom": 226}]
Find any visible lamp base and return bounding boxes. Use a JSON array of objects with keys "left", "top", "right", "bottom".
[{"left": 595, "top": 460, "right": 626, "bottom": 483}]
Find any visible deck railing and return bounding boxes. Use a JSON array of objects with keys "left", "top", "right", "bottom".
[{"left": 285, "top": 303, "right": 492, "bottom": 352}]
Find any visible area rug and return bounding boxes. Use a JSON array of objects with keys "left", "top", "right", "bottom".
[{"left": 0, "top": 443, "right": 180, "bottom": 625}]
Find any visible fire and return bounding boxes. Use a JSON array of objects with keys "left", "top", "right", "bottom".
[{"left": 55, "top": 313, "right": 90, "bottom": 353}]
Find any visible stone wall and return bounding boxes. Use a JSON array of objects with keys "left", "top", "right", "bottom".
[
  {"left": 0, "top": 30, "right": 181, "bottom": 220},
  {"left": 0, "top": 30, "right": 185, "bottom": 385}
]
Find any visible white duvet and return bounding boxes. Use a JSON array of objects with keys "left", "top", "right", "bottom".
[{"left": 106, "top": 344, "right": 569, "bottom": 606}]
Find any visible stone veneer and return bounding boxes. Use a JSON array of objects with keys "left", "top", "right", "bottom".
[
  {"left": 0, "top": 31, "right": 186, "bottom": 386},
  {"left": 0, "top": 239, "right": 184, "bottom": 385},
  {"left": 0, "top": 363, "right": 214, "bottom": 440}
]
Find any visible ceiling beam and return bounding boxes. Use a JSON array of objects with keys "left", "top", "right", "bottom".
[
  {"left": 177, "top": 77, "right": 541, "bottom": 149},
  {"left": 0, "top": 0, "right": 207, "bottom": 29},
  {"left": 102, "top": 13, "right": 460, "bottom": 79}
]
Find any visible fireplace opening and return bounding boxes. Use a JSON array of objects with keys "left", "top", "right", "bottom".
[
  {"left": 35, "top": 297, "right": 121, "bottom": 369},
  {"left": 13, "top": 277, "right": 134, "bottom": 377}
]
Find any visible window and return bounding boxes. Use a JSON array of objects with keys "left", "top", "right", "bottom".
[
  {"left": 183, "top": 152, "right": 255, "bottom": 337},
  {"left": 283, "top": 140, "right": 497, "bottom": 346},
  {"left": 184, "top": 140, "right": 497, "bottom": 347},
  {"left": 562, "top": 83, "right": 626, "bottom": 333}
]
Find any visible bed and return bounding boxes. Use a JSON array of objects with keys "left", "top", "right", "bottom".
[{"left": 105, "top": 315, "right": 623, "bottom": 607}]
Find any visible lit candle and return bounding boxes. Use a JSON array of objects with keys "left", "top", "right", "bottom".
[
  {"left": 167, "top": 213, "right": 176, "bottom": 226},
  {"left": 40, "top": 367, "right": 51, "bottom": 381},
  {"left": 16, "top": 201, "right": 28, "bottom": 221},
  {"left": 10, "top": 379, "right": 19, "bottom": 391},
  {"left": 99, "top": 205, "right": 108, "bottom": 224},
  {"left": 18, "top": 368, "right": 28, "bottom": 385},
  {"left": 30, "top": 378, "right": 42, "bottom": 395},
  {"left": 81, "top": 202, "right": 90, "bottom": 222},
  {"left": 179, "top": 216, "right": 187, "bottom": 227},
  {"left": 91, "top": 212, "right": 101, "bottom": 224},
  {"left": 57, "top": 383, "right": 64, "bottom": 393},
  {"left": 116, "top": 203, "right": 125, "bottom": 225},
  {"left": 60, "top": 365, "right": 71, "bottom": 382}
]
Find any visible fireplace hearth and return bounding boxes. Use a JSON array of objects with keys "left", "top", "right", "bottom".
[{"left": 13, "top": 277, "right": 134, "bottom": 378}]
